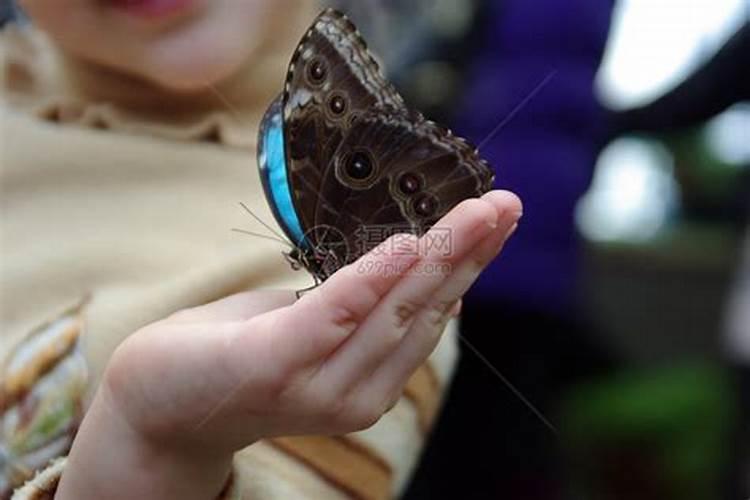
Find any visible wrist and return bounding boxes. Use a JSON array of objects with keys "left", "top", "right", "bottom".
[{"left": 55, "top": 384, "right": 234, "bottom": 500}]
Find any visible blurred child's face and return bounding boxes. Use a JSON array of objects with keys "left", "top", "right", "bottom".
[{"left": 20, "top": 0, "right": 313, "bottom": 92}]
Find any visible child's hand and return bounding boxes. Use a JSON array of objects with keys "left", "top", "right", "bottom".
[{"left": 56, "top": 190, "right": 522, "bottom": 500}]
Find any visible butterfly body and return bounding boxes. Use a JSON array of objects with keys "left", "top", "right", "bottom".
[{"left": 258, "top": 9, "right": 494, "bottom": 282}]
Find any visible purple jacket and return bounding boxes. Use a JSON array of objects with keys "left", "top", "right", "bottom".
[{"left": 454, "top": 0, "right": 615, "bottom": 315}]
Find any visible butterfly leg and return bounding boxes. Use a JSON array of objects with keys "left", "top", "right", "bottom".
[
  {"left": 283, "top": 250, "right": 303, "bottom": 271},
  {"left": 294, "top": 279, "right": 320, "bottom": 299}
]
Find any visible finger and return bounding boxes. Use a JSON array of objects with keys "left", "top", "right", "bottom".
[
  {"left": 309, "top": 195, "right": 506, "bottom": 393},
  {"left": 254, "top": 233, "right": 421, "bottom": 369},
  {"left": 410, "top": 191, "right": 521, "bottom": 309},
  {"left": 358, "top": 191, "right": 522, "bottom": 403},
  {"left": 167, "top": 291, "right": 297, "bottom": 323},
  {"left": 448, "top": 299, "right": 462, "bottom": 317},
  {"left": 363, "top": 220, "right": 518, "bottom": 403}
]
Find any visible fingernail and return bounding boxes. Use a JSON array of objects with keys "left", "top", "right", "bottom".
[{"left": 504, "top": 223, "right": 518, "bottom": 239}]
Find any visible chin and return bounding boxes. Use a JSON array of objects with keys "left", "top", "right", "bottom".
[
  {"left": 144, "top": 61, "right": 236, "bottom": 93},
  {"left": 138, "top": 28, "right": 255, "bottom": 93},
  {"left": 138, "top": 51, "right": 241, "bottom": 94}
]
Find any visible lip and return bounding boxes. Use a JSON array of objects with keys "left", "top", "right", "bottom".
[{"left": 105, "top": 0, "right": 197, "bottom": 20}]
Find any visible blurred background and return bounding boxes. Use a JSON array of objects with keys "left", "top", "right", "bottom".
[
  {"left": 327, "top": 1, "right": 750, "bottom": 499},
  {"left": 3, "top": 0, "right": 748, "bottom": 498}
]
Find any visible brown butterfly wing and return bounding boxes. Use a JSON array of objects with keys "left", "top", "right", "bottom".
[
  {"left": 310, "top": 109, "right": 495, "bottom": 276},
  {"left": 282, "top": 9, "right": 405, "bottom": 241}
]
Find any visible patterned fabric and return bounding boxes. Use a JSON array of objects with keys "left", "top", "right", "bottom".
[
  {"left": 0, "top": 301, "right": 88, "bottom": 498},
  {"left": 10, "top": 458, "right": 241, "bottom": 500}
]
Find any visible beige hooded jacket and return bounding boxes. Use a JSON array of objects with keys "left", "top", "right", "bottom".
[{"left": 0, "top": 11, "right": 457, "bottom": 500}]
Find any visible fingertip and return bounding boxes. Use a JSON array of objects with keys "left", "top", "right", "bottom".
[
  {"left": 455, "top": 196, "right": 500, "bottom": 229},
  {"left": 482, "top": 190, "right": 523, "bottom": 220}
]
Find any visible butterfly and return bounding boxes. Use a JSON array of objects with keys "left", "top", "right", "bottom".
[{"left": 257, "top": 8, "right": 495, "bottom": 284}]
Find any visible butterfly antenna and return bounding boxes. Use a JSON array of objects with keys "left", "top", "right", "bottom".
[
  {"left": 205, "top": 83, "right": 244, "bottom": 123},
  {"left": 231, "top": 228, "right": 294, "bottom": 248},
  {"left": 458, "top": 333, "right": 559, "bottom": 436},
  {"left": 476, "top": 69, "right": 558, "bottom": 151},
  {"left": 202, "top": 87, "right": 295, "bottom": 247},
  {"left": 375, "top": 70, "right": 559, "bottom": 219},
  {"left": 238, "top": 202, "right": 293, "bottom": 247}
]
